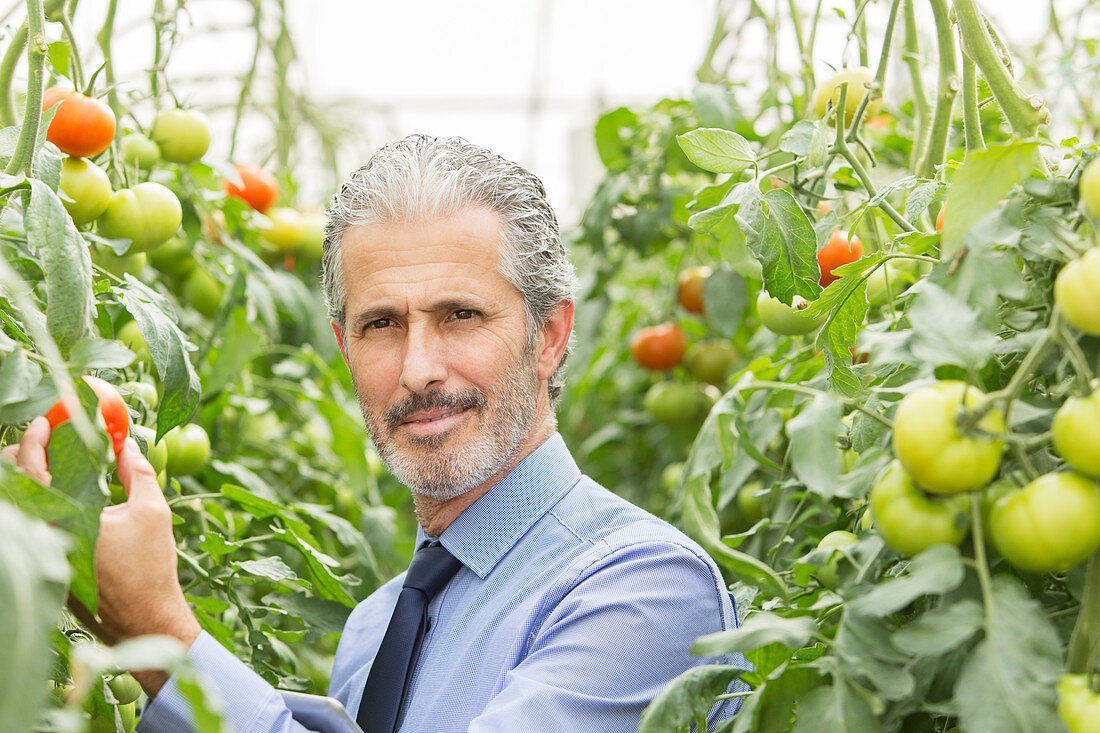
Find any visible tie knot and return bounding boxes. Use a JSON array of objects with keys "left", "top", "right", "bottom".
[{"left": 403, "top": 543, "right": 463, "bottom": 599}]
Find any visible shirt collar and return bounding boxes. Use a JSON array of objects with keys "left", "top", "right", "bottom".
[{"left": 415, "top": 432, "right": 581, "bottom": 579}]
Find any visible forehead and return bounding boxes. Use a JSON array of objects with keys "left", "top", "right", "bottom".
[{"left": 339, "top": 207, "right": 514, "bottom": 303}]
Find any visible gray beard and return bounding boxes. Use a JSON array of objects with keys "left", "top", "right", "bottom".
[{"left": 356, "top": 345, "right": 540, "bottom": 501}]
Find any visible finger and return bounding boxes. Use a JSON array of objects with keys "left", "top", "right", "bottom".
[
  {"left": 1, "top": 444, "right": 18, "bottom": 464},
  {"left": 115, "top": 437, "right": 164, "bottom": 506},
  {"left": 18, "top": 416, "right": 52, "bottom": 483}
]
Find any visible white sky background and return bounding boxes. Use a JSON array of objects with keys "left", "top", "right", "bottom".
[{"left": 33, "top": 0, "right": 1095, "bottom": 224}]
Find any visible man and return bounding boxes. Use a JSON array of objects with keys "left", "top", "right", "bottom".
[{"left": 7, "top": 135, "right": 745, "bottom": 731}]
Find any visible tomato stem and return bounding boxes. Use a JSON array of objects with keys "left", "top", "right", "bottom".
[
  {"left": 1066, "top": 549, "right": 1100, "bottom": 675},
  {"left": 960, "top": 54, "right": 986, "bottom": 155},
  {"left": 915, "top": 0, "right": 956, "bottom": 180},
  {"left": 56, "top": 1, "right": 85, "bottom": 91},
  {"left": 969, "top": 492, "right": 996, "bottom": 619},
  {"left": 93, "top": 0, "right": 121, "bottom": 122},
  {"left": 0, "top": 21, "right": 28, "bottom": 127},
  {"left": 901, "top": 0, "right": 930, "bottom": 170},
  {"left": 229, "top": 0, "right": 264, "bottom": 160},
  {"left": 3, "top": 0, "right": 47, "bottom": 177}
]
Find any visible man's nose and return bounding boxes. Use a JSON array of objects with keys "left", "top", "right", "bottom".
[{"left": 399, "top": 324, "right": 448, "bottom": 393}]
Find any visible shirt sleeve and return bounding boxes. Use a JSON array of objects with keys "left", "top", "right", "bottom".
[
  {"left": 467, "top": 539, "right": 747, "bottom": 733},
  {"left": 135, "top": 631, "right": 319, "bottom": 733}
]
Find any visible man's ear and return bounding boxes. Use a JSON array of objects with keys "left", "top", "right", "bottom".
[
  {"left": 536, "top": 299, "right": 575, "bottom": 382},
  {"left": 332, "top": 321, "right": 349, "bottom": 365}
]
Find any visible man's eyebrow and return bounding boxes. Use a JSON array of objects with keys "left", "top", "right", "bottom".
[{"left": 349, "top": 298, "right": 489, "bottom": 330}]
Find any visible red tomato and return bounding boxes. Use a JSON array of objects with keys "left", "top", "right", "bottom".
[
  {"left": 225, "top": 163, "right": 278, "bottom": 212},
  {"left": 817, "top": 230, "right": 864, "bottom": 287},
  {"left": 43, "top": 375, "right": 130, "bottom": 454},
  {"left": 630, "top": 323, "right": 687, "bottom": 371},
  {"left": 41, "top": 87, "right": 116, "bottom": 158}
]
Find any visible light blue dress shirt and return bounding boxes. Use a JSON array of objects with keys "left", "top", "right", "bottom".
[{"left": 137, "top": 433, "right": 748, "bottom": 732}]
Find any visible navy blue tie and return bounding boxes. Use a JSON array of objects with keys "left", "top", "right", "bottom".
[{"left": 357, "top": 543, "right": 463, "bottom": 733}]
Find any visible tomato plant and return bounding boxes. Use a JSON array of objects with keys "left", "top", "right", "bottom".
[
  {"left": 891, "top": 381, "right": 1005, "bottom": 494},
  {"left": 58, "top": 157, "right": 112, "bottom": 225},
  {"left": 97, "top": 182, "right": 183, "bottom": 252},
  {"left": 225, "top": 163, "right": 279, "bottom": 212},
  {"left": 43, "top": 376, "right": 129, "bottom": 455},
  {"left": 817, "top": 230, "right": 863, "bottom": 287},
  {"left": 988, "top": 472, "right": 1100, "bottom": 573},
  {"left": 40, "top": 86, "right": 116, "bottom": 158},
  {"left": 150, "top": 108, "right": 211, "bottom": 164},
  {"left": 631, "top": 323, "right": 687, "bottom": 370}
]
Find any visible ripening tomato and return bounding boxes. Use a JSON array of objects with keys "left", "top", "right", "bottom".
[
  {"left": 1054, "top": 247, "right": 1100, "bottom": 336},
  {"left": 119, "top": 133, "right": 161, "bottom": 169},
  {"left": 1052, "top": 388, "right": 1100, "bottom": 477},
  {"left": 684, "top": 340, "right": 738, "bottom": 385},
  {"left": 58, "top": 157, "right": 112, "bottom": 225},
  {"left": 182, "top": 267, "right": 225, "bottom": 317},
  {"left": 150, "top": 108, "right": 211, "bottom": 164},
  {"left": 225, "top": 163, "right": 278, "bottom": 212},
  {"left": 259, "top": 207, "right": 307, "bottom": 253},
  {"left": 677, "top": 265, "right": 712, "bottom": 314},
  {"left": 1079, "top": 157, "right": 1100, "bottom": 221},
  {"left": 43, "top": 375, "right": 129, "bottom": 454},
  {"left": 630, "top": 323, "right": 687, "bottom": 370},
  {"left": 811, "top": 68, "right": 881, "bottom": 128},
  {"left": 987, "top": 472, "right": 1100, "bottom": 573},
  {"left": 97, "top": 182, "right": 183, "bottom": 252},
  {"left": 891, "top": 381, "right": 1005, "bottom": 494},
  {"left": 936, "top": 204, "right": 945, "bottom": 232},
  {"left": 870, "top": 460, "right": 970, "bottom": 556},
  {"left": 298, "top": 211, "right": 326, "bottom": 262},
  {"left": 643, "top": 381, "right": 720, "bottom": 425},
  {"left": 1058, "top": 674, "right": 1100, "bottom": 733},
  {"left": 163, "top": 423, "right": 211, "bottom": 476},
  {"left": 41, "top": 86, "right": 116, "bottom": 158},
  {"left": 818, "top": 231, "right": 864, "bottom": 287}
]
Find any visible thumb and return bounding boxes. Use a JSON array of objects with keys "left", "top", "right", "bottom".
[{"left": 115, "top": 437, "right": 164, "bottom": 506}]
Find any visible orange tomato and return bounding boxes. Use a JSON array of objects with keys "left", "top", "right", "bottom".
[
  {"left": 677, "top": 266, "right": 712, "bottom": 314},
  {"left": 43, "top": 375, "right": 130, "bottom": 454},
  {"left": 817, "top": 230, "right": 864, "bottom": 287},
  {"left": 41, "top": 87, "right": 116, "bottom": 158},
  {"left": 630, "top": 323, "right": 687, "bottom": 371},
  {"left": 225, "top": 163, "right": 279, "bottom": 213}
]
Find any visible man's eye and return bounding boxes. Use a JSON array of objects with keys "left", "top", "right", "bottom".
[
  {"left": 452, "top": 309, "right": 476, "bottom": 320},
  {"left": 365, "top": 318, "right": 391, "bottom": 330}
]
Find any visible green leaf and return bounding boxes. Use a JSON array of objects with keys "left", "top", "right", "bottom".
[
  {"left": 818, "top": 277, "right": 868, "bottom": 397},
  {"left": 907, "top": 282, "right": 997, "bottom": 372},
  {"left": 893, "top": 599, "right": 982, "bottom": 656},
  {"left": 46, "top": 42, "right": 71, "bottom": 81},
  {"left": 639, "top": 664, "right": 743, "bottom": 733},
  {"left": 955, "top": 576, "right": 1068, "bottom": 733},
  {"left": 69, "top": 338, "right": 137, "bottom": 370},
  {"left": 677, "top": 128, "right": 755, "bottom": 175},
  {"left": 753, "top": 189, "right": 820, "bottom": 305},
  {"left": 0, "top": 500, "right": 70, "bottom": 733},
  {"left": 848, "top": 545, "right": 966, "bottom": 617},
  {"left": 276, "top": 524, "right": 356, "bottom": 607},
  {"left": 221, "top": 484, "right": 284, "bottom": 518},
  {"left": 779, "top": 121, "right": 815, "bottom": 156},
  {"left": 790, "top": 682, "right": 884, "bottom": 733},
  {"left": 117, "top": 277, "right": 201, "bottom": 438},
  {"left": 904, "top": 181, "right": 941, "bottom": 222},
  {"left": 593, "top": 107, "right": 639, "bottom": 171},
  {"left": 235, "top": 556, "right": 300, "bottom": 583},
  {"left": 834, "top": 612, "right": 914, "bottom": 701},
  {"left": 203, "top": 306, "right": 267, "bottom": 396},
  {"left": 272, "top": 592, "right": 354, "bottom": 636},
  {"left": 785, "top": 394, "right": 843, "bottom": 498},
  {"left": 703, "top": 267, "right": 747, "bottom": 337},
  {"left": 692, "top": 613, "right": 817, "bottom": 657},
  {"left": 681, "top": 473, "right": 788, "bottom": 598},
  {"left": 24, "top": 180, "right": 95, "bottom": 355},
  {"left": 942, "top": 141, "right": 1039, "bottom": 256},
  {"left": 0, "top": 348, "right": 39, "bottom": 407}
]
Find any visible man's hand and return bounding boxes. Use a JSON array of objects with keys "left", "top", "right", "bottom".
[{"left": 3, "top": 418, "right": 201, "bottom": 696}]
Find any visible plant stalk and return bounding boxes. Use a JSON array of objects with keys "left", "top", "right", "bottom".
[
  {"left": 4, "top": 0, "right": 46, "bottom": 176},
  {"left": 917, "top": 0, "right": 957, "bottom": 179},
  {"left": 961, "top": 54, "right": 985, "bottom": 154},
  {"left": 0, "top": 21, "right": 27, "bottom": 126},
  {"left": 94, "top": 0, "right": 120, "bottom": 120},
  {"left": 57, "top": 0, "right": 84, "bottom": 90},
  {"left": 1067, "top": 549, "right": 1100, "bottom": 674}
]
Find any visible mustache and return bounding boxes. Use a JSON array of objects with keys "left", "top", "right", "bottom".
[{"left": 383, "top": 389, "right": 485, "bottom": 429}]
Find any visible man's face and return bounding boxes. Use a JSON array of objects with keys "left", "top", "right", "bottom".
[{"left": 333, "top": 207, "right": 543, "bottom": 501}]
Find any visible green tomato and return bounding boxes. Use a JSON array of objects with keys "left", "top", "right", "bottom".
[
  {"left": 97, "top": 182, "right": 183, "bottom": 252},
  {"left": 988, "top": 472, "right": 1100, "bottom": 573},
  {"left": 865, "top": 264, "right": 914, "bottom": 307},
  {"left": 117, "top": 320, "right": 149, "bottom": 364},
  {"left": 643, "top": 381, "right": 720, "bottom": 425},
  {"left": 123, "top": 380, "right": 159, "bottom": 411},
  {"left": 756, "top": 291, "right": 826, "bottom": 336},
  {"left": 1059, "top": 674, "right": 1100, "bottom": 733},
  {"left": 736, "top": 480, "right": 768, "bottom": 525},
  {"left": 660, "top": 462, "right": 685, "bottom": 492},
  {"left": 119, "top": 133, "right": 161, "bottom": 169},
  {"left": 1055, "top": 247, "right": 1100, "bottom": 336},
  {"left": 107, "top": 673, "right": 142, "bottom": 705},
  {"left": 259, "top": 207, "right": 307, "bottom": 253},
  {"left": 92, "top": 246, "right": 146, "bottom": 278},
  {"left": 182, "top": 267, "right": 225, "bottom": 317},
  {"left": 870, "top": 460, "right": 970, "bottom": 556},
  {"left": 298, "top": 211, "right": 326, "bottom": 262},
  {"left": 150, "top": 108, "right": 211, "bottom": 164},
  {"left": 892, "top": 381, "right": 1005, "bottom": 494},
  {"left": 163, "top": 423, "right": 211, "bottom": 476},
  {"left": 815, "top": 530, "right": 858, "bottom": 589},
  {"left": 89, "top": 702, "right": 135, "bottom": 733},
  {"left": 811, "top": 67, "right": 881, "bottom": 128},
  {"left": 131, "top": 424, "right": 168, "bottom": 474},
  {"left": 1080, "top": 157, "right": 1100, "bottom": 220},
  {"left": 59, "top": 157, "right": 112, "bottom": 225},
  {"left": 684, "top": 340, "right": 738, "bottom": 386},
  {"left": 1052, "top": 388, "right": 1100, "bottom": 477},
  {"left": 146, "top": 237, "right": 197, "bottom": 280}
]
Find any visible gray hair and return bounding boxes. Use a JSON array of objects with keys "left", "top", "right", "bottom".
[{"left": 322, "top": 135, "right": 577, "bottom": 402}]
